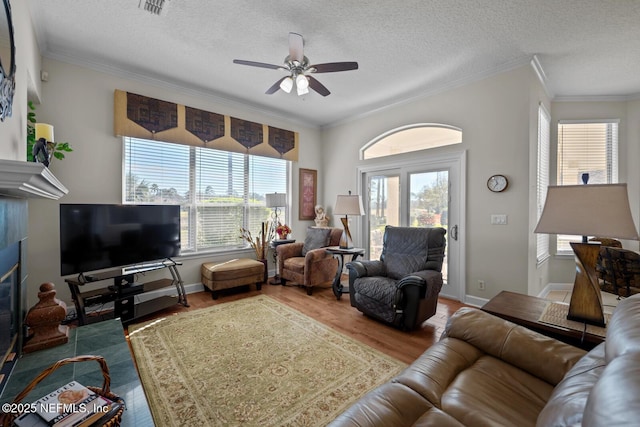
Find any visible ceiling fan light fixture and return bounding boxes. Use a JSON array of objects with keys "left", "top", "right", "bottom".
[
  {"left": 280, "top": 77, "right": 293, "bottom": 93},
  {"left": 296, "top": 74, "right": 309, "bottom": 90},
  {"left": 296, "top": 84, "right": 309, "bottom": 96}
]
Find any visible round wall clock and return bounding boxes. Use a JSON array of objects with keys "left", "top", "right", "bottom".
[{"left": 487, "top": 174, "right": 508, "bottom": 192}]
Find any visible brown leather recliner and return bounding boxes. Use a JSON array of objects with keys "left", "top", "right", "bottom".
[
  {"left": 347, "top": 226, "right": 446, "bottom": 330},
  {"left": 277, "top": 227, "right": 342, "bottom": 295}
]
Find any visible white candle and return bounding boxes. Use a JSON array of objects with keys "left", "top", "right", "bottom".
[{"left": 35, "top": 123, "right": 54, "bottom": 142}]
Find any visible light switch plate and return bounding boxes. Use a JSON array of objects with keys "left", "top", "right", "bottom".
[{"left": 491, "top": 214, "right": 508, "bottom": 225}]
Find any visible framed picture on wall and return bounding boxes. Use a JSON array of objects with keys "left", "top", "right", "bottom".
[{"left": 299, "top": 168, "right": 317, "bottom": 220}]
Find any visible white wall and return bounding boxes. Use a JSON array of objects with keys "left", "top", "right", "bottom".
[
  {"left": 321, "top": 66, "right": 547, "bottom": 302},
  {"left": 27, "top": 58, "right": 323, "bottom": 306},
  {"left": 0, "top": 0, "right": 41, "bottom": 161}
]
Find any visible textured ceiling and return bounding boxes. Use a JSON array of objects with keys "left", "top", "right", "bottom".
[{"left": 27, "top": 0, "right": 640, "bottom": 127}]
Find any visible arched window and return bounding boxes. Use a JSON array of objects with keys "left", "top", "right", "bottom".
[{"left": 361, "top": 123, "right": 462, "bottom": 160}]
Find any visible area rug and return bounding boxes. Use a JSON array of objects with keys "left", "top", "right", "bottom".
[
  {"left": 538, "top": 301, "right": 610, "bottom": 337},
  {"left": 128, "top": 295, "right": 406, "bottom": 426}
]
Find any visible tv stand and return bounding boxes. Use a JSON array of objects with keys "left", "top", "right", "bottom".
[{"left": 65, "top": 260, "right": 189, "bottom": 325}]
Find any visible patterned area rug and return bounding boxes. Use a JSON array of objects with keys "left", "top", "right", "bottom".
[{"left": 128, "top": 295, "right": 406, "bottom": 426}]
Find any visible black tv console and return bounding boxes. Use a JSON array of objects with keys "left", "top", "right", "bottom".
[{"left": 65, "top": 260, "right": 189, "bottom": 325}]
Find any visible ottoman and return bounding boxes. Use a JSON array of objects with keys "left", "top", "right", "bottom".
[{"left": 201, "top": 258, "right": 265, "bottom": 299}]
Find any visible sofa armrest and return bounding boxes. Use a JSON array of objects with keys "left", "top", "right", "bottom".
[
  {"left": 443, "top": 307, "right": 586, "bottom": 385},
  {"left": 397, "top": 270, "right": 443, "bottom": 299},
  {"left": 349, "top": 260, "right": 386, "bottom": 278},
  {"left": 304, "top": 247, "right": 334, "bottom": 263}
]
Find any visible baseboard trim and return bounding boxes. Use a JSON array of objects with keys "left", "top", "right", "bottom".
[
  {"left": 464, "top": 295, "right": 489, "bottom": 308},
  {"left": 538, "top": 283, "right": 572, "bottom": 298}
]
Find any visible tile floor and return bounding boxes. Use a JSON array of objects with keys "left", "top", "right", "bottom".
[
  {"left": 545, "top": 290, "right": 621, "bottom": 315},
  {"left": 0, "top": 319, "right": 153, "bottom": 426}
]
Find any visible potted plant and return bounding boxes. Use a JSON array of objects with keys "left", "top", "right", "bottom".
[
  {"left": 239, "top": 222, "right": 274, "bottom": 282},
  {"left": 276, "top": 224, "right": 292, "bottom": 240}
]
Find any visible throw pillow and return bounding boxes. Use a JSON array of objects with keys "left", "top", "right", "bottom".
[{"left": 301, "top": 227, "right": 332, "bottom": 256}]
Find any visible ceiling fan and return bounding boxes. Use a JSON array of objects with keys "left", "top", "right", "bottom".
[{"left": 233, "top": 32, "right": 358, "bottom": 97}]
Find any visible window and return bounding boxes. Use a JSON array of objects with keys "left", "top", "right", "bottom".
[
  {"left": 123, "top": 137, "right": 288, "bottom": 254},
  {"left": 556, "top": 120, "right": 619, "bottom": 253},
  {"left": 536, "top": 104, "right": 550, "bottom": 263},
  {"left": 362, "top": 124, "right": 462, "bottom": 160}
]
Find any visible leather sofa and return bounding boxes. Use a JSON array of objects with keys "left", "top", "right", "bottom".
[{"left": 330, "top": 294, "right": 640, "bottom": 426}]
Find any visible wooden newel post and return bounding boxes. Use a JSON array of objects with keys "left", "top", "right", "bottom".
[{"left": 23, "top": 282, "right": 69, "bottom": 353}]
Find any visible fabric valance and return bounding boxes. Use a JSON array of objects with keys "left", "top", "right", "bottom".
[{"left": 113, "top": 90, "right": 299, "bottom": 161}]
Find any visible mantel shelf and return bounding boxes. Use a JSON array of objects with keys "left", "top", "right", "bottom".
[{"left": 0, "top": 159, "right": 68, "bottom": 199}]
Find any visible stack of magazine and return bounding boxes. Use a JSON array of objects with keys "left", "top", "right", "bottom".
[{"left": 13, "top": 381, "right": 122, "bottom": 427}]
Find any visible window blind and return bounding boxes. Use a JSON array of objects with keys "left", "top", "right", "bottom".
[
  {"left": 556, "top": 120, "right": 619, "bottom": 252},
  {"left": 124, "top": 137, "right": 288, "bottom": 254},
  {"left": 536, "top": 105, "right": 550, "bottom": 263}
]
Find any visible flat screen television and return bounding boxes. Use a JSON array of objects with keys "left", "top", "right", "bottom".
[{"left": 60, "top": 204, "right": 181, "bottom": 276}]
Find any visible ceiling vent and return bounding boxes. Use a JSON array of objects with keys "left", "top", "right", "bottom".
[{"left": 139, "top": 0, "right": 166, "bottom": 15}]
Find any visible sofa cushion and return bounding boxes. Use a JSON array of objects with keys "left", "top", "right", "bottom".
[
  {"left": 536, "top": 343, "right": 606, "bottom": 427},
  {"left": 605, "top": 293, "right": 640, "bottom": 362},
  {"left": 283, "top": 256, "right": 305, "bottom": 275},
  {"left": 582, "top": 352, "right": 640, "bottom": 427},
  {"left": 442, "top": 356, "right": 553, "bottom": 427},
  {"left": 352, "top": 276, "right": 398, "bottom": 324},
  {"left": 301, "top": 227, "right": 331, "bottom": 256},
  {"left": 395, "top": 337, "right": 484, "bottom": 407},
  {"left": 329, "top": 382, "right": 434, "bottom": 426},
  {"left": 443, "top": 308, "right": 586, "bottom": 385}
]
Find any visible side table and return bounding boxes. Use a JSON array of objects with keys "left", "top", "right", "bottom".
[
  {"left": 325, "top": 246, "right": 365, "bottom": 300},
  {"left": 481, "top": 291, "right": 605, "bottom": 350},
  {"left": 269, "top": 239, "right": 295, "bottom": 285}
]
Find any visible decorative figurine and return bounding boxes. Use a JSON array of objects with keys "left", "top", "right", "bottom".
[
  {"left": 314, "top": 205, "right": 329, "bottom": 227},
  {"left": 32, "top": 137, "right": 50, "bottom": 167}
]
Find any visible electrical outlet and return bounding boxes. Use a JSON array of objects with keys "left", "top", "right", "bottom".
[
  {"left": 478, "top": 280, "right": 486, "bottom": 291},
  {"left": 491, "top": 214, "right": 508, "bottom": 225}
]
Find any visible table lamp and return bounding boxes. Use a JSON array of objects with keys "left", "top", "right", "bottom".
[
  {"left": 534, "top": 183, "right": 639, "bottom": 326},
  {"left": 334, "top": 191, "right": 365, "bottom": 249},
  {"left": 266, "top": 192, "right": 287, "bottom": 225}
]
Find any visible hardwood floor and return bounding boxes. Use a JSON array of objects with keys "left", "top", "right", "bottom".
[{"left": 123, "top": 281, "right": 467, "bottom": 364}]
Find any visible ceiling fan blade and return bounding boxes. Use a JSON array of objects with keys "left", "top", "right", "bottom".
[
  {"left": 288, "top": 32, "right": 304, "bottom": 63},
  {"left": 265, "top": 76, "right": 288, "bottom": 94},
  {"left": 233, "top": 59, "right": 283, "bottom": 70},
  {"left": 307, "top": 76, "right": 331, "bottom": 97},
  {"left": 309, "top": 62, "right": 359, "bottom": 73}
]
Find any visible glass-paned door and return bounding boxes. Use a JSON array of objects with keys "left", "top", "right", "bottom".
[
  {"left": 409, "top": 171, "right": 449, "bottom": 283},
  {"left": 367, "top": 173, "right": 399, "bottom": 260},
  {"left": 362, "top": 152, "right": 464, "bottom": 302}
]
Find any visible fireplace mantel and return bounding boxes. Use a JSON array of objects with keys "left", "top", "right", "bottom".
[{"left": 0, "top": 159, "right": 68, "bottom": 199}]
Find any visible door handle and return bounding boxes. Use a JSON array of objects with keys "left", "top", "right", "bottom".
[{"left": 450, "top": 224, "right": 458, "bottom": 241}]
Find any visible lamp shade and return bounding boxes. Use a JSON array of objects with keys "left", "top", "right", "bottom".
[
  {"left": 334, "top": 194, "right": 365, "bottom": 216},
  {"left": 279, "top": 77, "right": 293, "bottom": 93},
  {"left": 534, "top": 184, "right": 639, "bottom": 240},
  {"left": 35, "top": 123, "right": 54, "bottom": 142},
  {"left": 266, "top": 193, "right": 287, "bottom": 208}
]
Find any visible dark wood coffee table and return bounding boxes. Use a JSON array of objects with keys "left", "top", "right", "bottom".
[{"left": 481, "top": 291, "right": 605, "bottom": 350}]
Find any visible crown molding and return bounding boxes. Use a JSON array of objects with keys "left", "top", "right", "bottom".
[{"left": 553, "top": 94, "right": 637, "bottom": 102}]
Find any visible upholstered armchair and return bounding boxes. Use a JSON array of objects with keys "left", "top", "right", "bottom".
[
  {"left": 347, "top": 226, "right": 446, "bottom": 330},
  {"left": 277, "top": 227, "right": 342, "bottom": 295}
]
